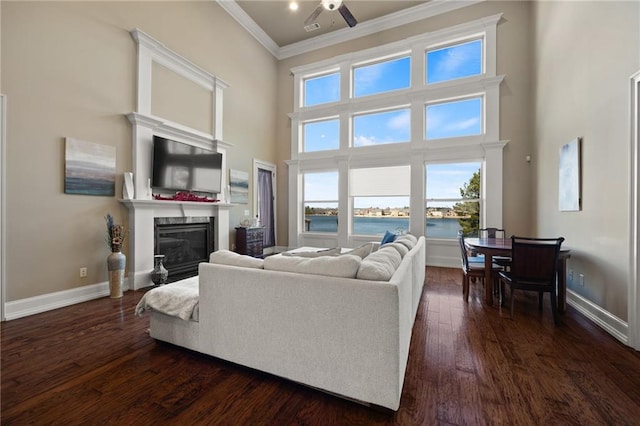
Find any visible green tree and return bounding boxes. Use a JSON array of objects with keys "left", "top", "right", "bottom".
[{"left": 453, "top": 170, "right": 480, "bottom": 235}]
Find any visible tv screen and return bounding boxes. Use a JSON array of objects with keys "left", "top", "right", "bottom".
[{"left": 152, "top": 136, "right": 223, "bottom": 194}]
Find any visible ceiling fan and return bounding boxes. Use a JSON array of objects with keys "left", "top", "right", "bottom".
[{"left": 304, "top": 0, "right": 358, "bottom": 31}]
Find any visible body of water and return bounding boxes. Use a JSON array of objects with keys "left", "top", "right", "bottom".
[{"left": 305, "top": 215, "right": 462, "bottom": 238}]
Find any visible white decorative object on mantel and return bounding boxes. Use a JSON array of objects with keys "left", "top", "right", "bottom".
[{"left": 123, "top": 172, "right": 134, "bottom": 199}]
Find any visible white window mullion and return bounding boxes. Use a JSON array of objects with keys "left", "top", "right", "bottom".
[
  {"left": 338, "top": 159, "right": 350, "bottom": 246},
  {"left": 340, "top": 60, "right": 351, "bottom": 101},
  {"left": 410, "top": 155, "right": 425, "bottom": 237}
]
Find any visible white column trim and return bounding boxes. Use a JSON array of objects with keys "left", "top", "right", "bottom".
[
  {"left": 0, "top": 95, "right": 6, "bottom": 321},
  {"left": 628, "top": 70, "right": 640, "bottom": 350},
  {"left": 482, "top": 140, "right": 507, "bottom": 228}
]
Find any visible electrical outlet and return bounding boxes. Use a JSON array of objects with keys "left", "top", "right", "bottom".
[
  {"left": 80, "top": 267, "right": 87, "bottom": 278},
  {"left": 579, "top": 273, "right": 585, "bottom": 286}
]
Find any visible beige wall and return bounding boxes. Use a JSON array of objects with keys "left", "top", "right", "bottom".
[
  {"left": 2, "top": 2, "right": 277, "bottom": 301},
  {"left": 533, "top": 1, "right": 640, "bottom": 321},
  {"left": 275, "top": 1, "right": 535, "bottom": 246},
  {"left": 4, "top": 0, "right": 638, "bottom": 327}
]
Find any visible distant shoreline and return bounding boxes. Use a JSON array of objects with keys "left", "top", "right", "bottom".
[{"left": 308, "top": 214, "right": 468, "bottom": 219}]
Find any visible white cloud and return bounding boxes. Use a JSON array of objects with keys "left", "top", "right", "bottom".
[
  {"left": 354, "top": 135, "right": 378, "bottom": 146},
  {"left": 387, "top": 110, "right": 410, "bottom": 130}
]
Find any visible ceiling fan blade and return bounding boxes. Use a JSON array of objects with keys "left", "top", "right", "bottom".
[
  {"left": 338, "top": 3, "right": 357, "bottom": 28},
  {"left": 304, "top": 3, "right": 324, "bottom": 26}
]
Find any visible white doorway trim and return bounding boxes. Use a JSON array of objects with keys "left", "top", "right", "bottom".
[
  {"left": 1, "top": 95, "right": 7, "bottom": 321},
  {"left": 253, "top": 159, "right": 277, "bottom": 253},
  {"left": 629, "top": 70, "right": 640, "bottom": 350}
]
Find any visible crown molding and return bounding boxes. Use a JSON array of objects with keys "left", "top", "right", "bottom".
[
  {"left": 217, "top": 0, "right": 485, "bottom": 60},
  {"left": 216, "top": 0, "right": 280, "bottom": 57}
]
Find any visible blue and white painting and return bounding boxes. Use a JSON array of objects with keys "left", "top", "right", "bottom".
[
  {"left": 229, "top": 169, "right": 249, "bottom": 204},
  {"left": 559, "top": 137, "right": 581, "bottom": 211},
  {"left": 65, "top": 138, "right": 116, "bottom": 196}
]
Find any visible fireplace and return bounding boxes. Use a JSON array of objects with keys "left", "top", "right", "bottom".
[{"left": 154, "top": 217, "right": 215, "bottom": 282}]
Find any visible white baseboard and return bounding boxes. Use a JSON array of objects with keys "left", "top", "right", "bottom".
[
  {"left": 567, "top": 289, "right": 628, "bottom": 344},
  {"left": 3, "top": 279, "right": 130, "bottom": 321}
]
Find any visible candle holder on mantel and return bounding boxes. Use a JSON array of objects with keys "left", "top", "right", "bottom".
[{"left": 150, "top": 254, "right": 168, "bottom": 286}]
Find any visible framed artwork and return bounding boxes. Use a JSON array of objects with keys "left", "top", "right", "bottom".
[
  {"left": 559, "top": 137, "right": 581, "bottom": 211},
  {"left": 229, "top": 169, "right": 249, "bottom": 204},
  {"left": 65, "top": 138, "right": 116, "bottom": 196}
]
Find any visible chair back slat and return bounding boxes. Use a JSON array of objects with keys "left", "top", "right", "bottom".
[
  {"left": 458, "top": 232, "right": 470, "bottom": 270},
  {"left": 479, "top": 228, "right": 506, "bottom": 239},
  {"left": 510, "top": 236, "right": 564, "bottom": 283}
]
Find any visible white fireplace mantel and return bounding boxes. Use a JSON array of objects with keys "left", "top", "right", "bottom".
[
  {"left": 120, "top": 199, "right": 233, "bottom": 290},
  {"left": 122, "top": 30, "right": 235, "bottom": 290}
]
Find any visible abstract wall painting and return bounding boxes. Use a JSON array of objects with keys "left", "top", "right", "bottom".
[
  {"left": 559, "top": 137, "right": 581, "bottom": 211},
  {"left": 229, "top": 169, "right": 249, "bottom": 204},
  {"left": 65, "top": 138, "right": 116, "bottom": 196}
]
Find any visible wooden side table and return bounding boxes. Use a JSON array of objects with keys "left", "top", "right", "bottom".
[{"left": 235, "top": 227, "right": 265, "bottom": 258}]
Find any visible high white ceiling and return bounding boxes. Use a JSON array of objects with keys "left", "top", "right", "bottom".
[{"left": 218, "top": 0, "right": 481, "bottom": 59}]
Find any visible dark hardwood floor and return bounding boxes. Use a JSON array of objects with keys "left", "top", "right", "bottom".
[{"left": 3, "top": 267, "right": 640, "bottom": 425}]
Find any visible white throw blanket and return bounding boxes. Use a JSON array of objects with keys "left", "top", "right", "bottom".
[{"left": 135, "top": 276, "right": 199, "bottom": 321}]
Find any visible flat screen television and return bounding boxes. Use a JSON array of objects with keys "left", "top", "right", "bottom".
[{"left": 151, "top": 136, "right": 223, "bottom": 194}]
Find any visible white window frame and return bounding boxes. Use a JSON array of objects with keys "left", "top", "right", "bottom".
[{"left": 287, "top": 14, "right": 507, "bottom": 258}]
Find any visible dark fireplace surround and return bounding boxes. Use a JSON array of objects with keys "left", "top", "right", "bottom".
[{"left": 154, "top": 217, "right": 215, "bottom": 283}]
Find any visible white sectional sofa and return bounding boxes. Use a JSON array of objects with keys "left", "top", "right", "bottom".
[{"left": 141, "top": 235, "right": 426, "bottom": 411}]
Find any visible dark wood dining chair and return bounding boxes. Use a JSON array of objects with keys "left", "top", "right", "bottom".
[
  {"left": 498, "top": 236, "right": 565, "bottom": 325},
  {"left": 479, "top": 227, "right": 512, "bottom": 270},
  {"left": 458, "top": 232, "right": 503, "bottom": 302}
]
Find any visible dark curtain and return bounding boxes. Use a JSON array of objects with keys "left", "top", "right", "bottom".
[{"left": 258, "top": 168, "right": 275, "bottom": 247}]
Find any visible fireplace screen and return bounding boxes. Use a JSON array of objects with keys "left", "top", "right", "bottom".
[{"left": 154, "top": 217, "right": 214, "bottom": 282}]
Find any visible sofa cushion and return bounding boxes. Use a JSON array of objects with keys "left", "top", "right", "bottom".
[
  {"left": 395, "top": 234, "right": 417, "bottom": 250},
  {"left": 388, "top": 242, "right": 409, "bottom": 258},
  {"left": 356, "top": 246, "right": 402, "bottom": 281},
  {"left": 209, "top": 250, "right": 264, "bottom": 269},
  {"left": 281, "top": 247, "right": 341, "bottom": 258},
  {"left": 342, "top": 242, "right": 375, "bottom": 259},
  {"left": 264, "top": 254, "right": 361, "bottom": 278}
]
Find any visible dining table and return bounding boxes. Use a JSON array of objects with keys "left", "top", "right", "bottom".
[{"left": 464, "top": 237, "right": 571, "bottom": 312}]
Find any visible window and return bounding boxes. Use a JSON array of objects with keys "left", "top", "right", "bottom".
[
  {"left": 303, "top": 72, "right": 340, "bottom": 107},
  {"left": 290, "top": 14, "right": 503, "bottom": 248},
  {"left": 425, "top": 162, "right": 481, "bottom": 238},
  {"left": 426, "top": 39, "right": 483, "bottom": 84},
  {"left": 353, "top": 56, "right": 410, "bottom": 98},
  {"left": 353, "top": 108, "right": 410, "bottom": 147},
  {"left": 350, "top": 166, "right": 410, "bottom": 235},
  {"left": 303, "top": 118, "right": 339, "bottom": 152},
  {"left": 425, "top": 97, "right": 482, "bottom": 140},
  {"left": 303, "top": 171, "right": 339, "bottom": 232}
]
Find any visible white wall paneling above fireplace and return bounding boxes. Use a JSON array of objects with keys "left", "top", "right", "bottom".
[{"left": 123, "top": 29, "right": 234, "bottom": 289}]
